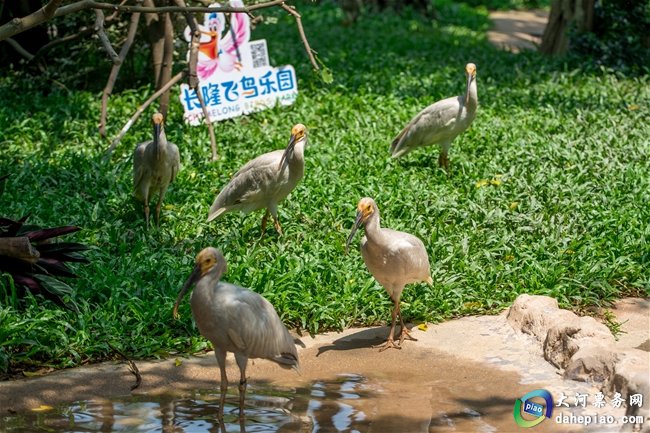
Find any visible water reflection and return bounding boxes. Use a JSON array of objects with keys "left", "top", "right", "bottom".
[{"left": 0, "top": 374, "right": 374, "bottom": 433}]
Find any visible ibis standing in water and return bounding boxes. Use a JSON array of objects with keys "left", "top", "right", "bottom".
[
  {"left": 207, "top": 124, "right": 308, "bottom": 236},
  {"left": 133, "top": 112, "right": 180, "bottom": 227},
  {"left": 173, "top": 247, "right": 301, "bottom": 419},
  {"left": 346, "top": 197, "right": 433, "bottom": 351},
  {"left": 390, "top": 63, "right": 478, "bottom": 170}
]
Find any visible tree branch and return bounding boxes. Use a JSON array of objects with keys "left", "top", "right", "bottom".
[
  {"left": 3, "top": 37, "right": 35, "bottom": 61},
  {"left": 280, "top": 3, "right": 319, "bottom": 70},
  {"left": 31, "top": 26, "right": 94, "bottom": 61},
  {"left": 55, "top": 0, "right": 288, "bottom": 19},
  {"left": 0, "top": 0, "right": 287, "bottom": 42},
  {"left": 99, "top": 11, "right": 141, "bottom": 137},
  {"left": 104, "top": 71, "right": 186, "bottom": 161},
  {"left": 94, "top": 9, "right": 120, "bottom": 63},
  {"left": 174, "top": 0, "right": 217, "bottom": 160},
  {"left": 196, "top": 85, "right": 219, "bottom": 161},
  {"left": 0, "top": 0, "right": 64, "bottom": 41}
]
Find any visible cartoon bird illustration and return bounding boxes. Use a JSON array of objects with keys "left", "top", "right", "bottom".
[{"left": 190, "top": 1, "right": 251, "bottom": 80}]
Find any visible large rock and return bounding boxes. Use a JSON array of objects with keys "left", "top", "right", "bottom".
[
  {"left": 543, "top": 315, "right": 615, "bottom": 370},
  {"left": 507, "top": 295, "right": 650, "bottom": 432},
  {"left": 563, "top": 342, "right": 618, "bottom": 382},
  {"left": 506, "top": 294, "right": 575, "bottom": 342},
  {"left": 507, "top": 294, "right": 616, "bottom": 383}
]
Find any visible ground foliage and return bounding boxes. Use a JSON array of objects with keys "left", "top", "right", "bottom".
[{"left": 0, "top": 2, "right": 649, "bottom": 373}]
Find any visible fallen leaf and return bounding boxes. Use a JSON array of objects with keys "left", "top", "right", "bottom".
[
  {"left": 475, "top": 179, "right": 489, "bottom": 188},
  {"left": 31, "top": 405, "right": 54, "bottom": 412},
  {"left": 174, "top": 358, "right": 183, "bottom": 367},
  {"left": 417, "top": 323, "right": 428, "bottom": 331},
  {"left": 490, "top": 179, "right": 502, "bottom": 186},
  {"left": 509, "top": 201, "right": 519, "bottom": 210},
  {"left": 628, "top": 104, "right": 639, "bottom": 111}
]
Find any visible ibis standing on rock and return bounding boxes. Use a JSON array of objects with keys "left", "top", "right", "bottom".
[
  {"left": 207, "top": 124, "right": 308, "bottom": 236},
  {"left": 133, "top": 112, "right": 180, "bottom": 227},
  {"left": 346, "top": 197, "right": 433, "bottom": 351},
  {"left": 173, "top": 247, "right": 301, "bottom": 419},
  {"left": 390, "top": 63, "right": 478, "bottom": 170}
]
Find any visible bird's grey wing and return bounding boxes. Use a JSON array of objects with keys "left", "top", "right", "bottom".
[
  {"left": 222, "top": 287, "right": 298, "bottom": 365},
  {"left": 209, "top": 150, "right": 284, "bottom": 214},
  {"left": 169, "top": 143, "right": 180, "bottom": 182},
  {"left": 133, "top": 142, "right": 148, "bottom": 188},
  {"left": 390, "top": 97, "right": 462, "bottom": 156}
]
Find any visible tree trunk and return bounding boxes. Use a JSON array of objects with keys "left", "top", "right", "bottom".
[{"left": 540, "top": 0, "right": 594, "bottom": 55}]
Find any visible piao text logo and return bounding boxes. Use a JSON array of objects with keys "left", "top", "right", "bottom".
[{"left": 513, "top": 389, "right": 554, "bottom": 428}]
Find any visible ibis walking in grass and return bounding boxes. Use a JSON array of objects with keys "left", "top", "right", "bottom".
[
  {"left": 133, "top": 112, "right": 180, "bottom": 227},
  {"left": 390, "top": 63, "right": 478, "bottom": 170},
  {"left": 173, "top": 247, "right": 301, "bottom": 419},
  {"left": 346, "top": 197, "right": 433, "bottom": 351},
  {"left": 207, "top": 124, "right": 308, "bottom": 236}
]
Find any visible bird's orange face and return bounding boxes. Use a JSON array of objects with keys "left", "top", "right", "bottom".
[
  {"left": 152, "top": 112, "right": 164, "bottom": 125},
  {"left": 356, "top": 198, "right": 375, "bottom": 223},
  {"left": 465, "top": 63, "right": 477, "bottom": 78},
  {"left": 196, "top": 247, "right": 219, "bottom": 276},
  {"left": 291, "top": 123, "right": 307, "bottom": 141}
]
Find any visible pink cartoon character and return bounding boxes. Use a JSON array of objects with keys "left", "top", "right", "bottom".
[{"left": 184, "top": 1, "right": 251, "bottom": 80}]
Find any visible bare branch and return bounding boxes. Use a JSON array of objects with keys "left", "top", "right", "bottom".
[
  {"left": 31, "top": 26, "right": 94, "bottom": 61},
  {"left": 280, "top": 3, "right": 319, "bottom": 70},
  {"left": 157, "top": 12, "right": 174, "bottom": 118},
  {"left": 174, "top": 0, "right": 199, "bottom": 88},
  {"left": 196, "top": 85, "right": 219, "bottom": 161},
  {"left": 104, "top": 71, "right": 186, "bottom": 161},
  {"left": 94, "top": 9, "right": 120, "bottom": 63},
  {"left": 0, "top": 0, "right": 64, "bottom": 41},
  {"left": 99, "top": 11, "right": 141, "bottom": 137},
  {"left": 174, "top": 0, "right": 217, "bottom": 160},
  {"left": 55, "top": 0, "right": 288, "bottom": 19},
  {"left": 0, "top": 0, "right": 287, "bottom": 42},
  {"left": 4, "top": 37, "right": 35, "bottom": 61}
]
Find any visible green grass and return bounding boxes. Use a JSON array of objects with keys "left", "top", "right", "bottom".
[{"left": 1, "top": 3, "right": 649, "bottom": 373}]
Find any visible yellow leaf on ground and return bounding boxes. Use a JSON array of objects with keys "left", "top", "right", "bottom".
[
  {"left": 475, "top": 179, "right": 489, "bottom": 188},
  {"left": 417, "top": 323, "right": 428, "bottom": 331},
  {"left": 490, "top": 179, "right": 502, "bottom": 186},
  {"left": 174, "top": 358, "right": 183, "bottom": 367},
  {"left": 31, "top": 405, "right": 54, "bottom": 412},
  {"left": 509, "top": 201, "right": 519, "bottom": 210}
]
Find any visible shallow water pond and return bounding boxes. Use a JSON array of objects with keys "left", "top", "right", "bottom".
[{"left": 1, "top": 374, "right": 376, "bottom": 433}]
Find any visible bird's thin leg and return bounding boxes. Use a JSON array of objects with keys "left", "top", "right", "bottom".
[
  {"left": 270, "top": 207, "right": 283, "bottom": 236},
  {"left": 438, "top": 142, "right": 451, "bottom": 171},
  {"left": 397, "top": 303, "right": 418, "bottom": 344},
  {"left": 156, "top": 187, "right": 169, "bottom": 228},
  {"left": 215, "top": 349, "right": 228, "bottom": 420},
  {"left": 373, "top": 298, "right": 401, "bottom": 352},
  {"left": 235, "top": 354, "right": 248, "bottom": 420},
  {"left": 143, "top": 193, "right": 151, "bottom": 229},
  {"left": 260, "top": 209, "right": 270, "bottom": 237}
]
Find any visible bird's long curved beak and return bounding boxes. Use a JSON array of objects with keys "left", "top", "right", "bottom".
[
  {"left": 345, "top": 211, "right": 364, "bottom": 254},
  {"left": 173, "top": 264, "right": 200, "bottom": 319},
  {"left": 465, "top": 73, "right": 473, "bottom": 105},
  {"left": 279, "top": 133, "right": 298, "bottom": 169},
  {"left": 153, "top": 123, "right": 161, "bottom": 148}
]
